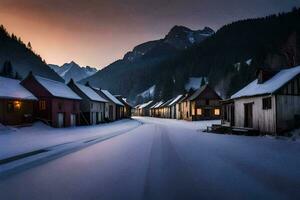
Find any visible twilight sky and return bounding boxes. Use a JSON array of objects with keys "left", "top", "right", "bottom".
[{"left": 0, "top": 0, "right": 299, "bottom": 68}]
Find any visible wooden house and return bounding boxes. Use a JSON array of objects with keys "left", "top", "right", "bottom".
[
  {"left": 160, "top": 98, "right": 175, "bottom": 118},
  {"left": 169, "top": 95, "right": 184, "bottom": 119},
  {"left": 149, "top": 101, "right": 164, "bottom": 117},
  {"left": 187, "top": 84, "right": 222, "bottom": 121},
  {"left": 135, "top": 100, "right": 154, "bottom": 116},
  {"left": 223, "top": 66, "right": 300, "bottom": 134},
  {"left": 0, "top": 76, "right": 37, "bottom": 125},
  {"left": 177, "top": 93, "right": 192, "bottom": 120},
  {"left": 89, "top": 86, "right": 124, "bottom": 121},
  {"left": 67, "top": 80, "right": 108, "bottom": 125},
  {"left": 115, "top": 95, "right": 132, "bottom": 118},
  {"left": 21, "top": 73, "right": 81, "bottom": 128}
]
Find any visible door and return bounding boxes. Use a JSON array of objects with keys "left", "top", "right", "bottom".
[
  {"left": 57, "top": 113, "right": 64, "bottom": 128},
  {"left": 109, "top": 105, "right": 113, "bottom": 121},
  {"left": 70, "top": 114, "right": 76, "bottom": 127},
  {"left": 244, "top": 103, "right": 253, "bottom": 128},
  {"left": 92, "top": 112, "right": 97, "bottom": 125}
]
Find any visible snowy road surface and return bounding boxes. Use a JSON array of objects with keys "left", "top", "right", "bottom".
[{"left": 0, "top": 117, "right": 300, "bottom": 199}]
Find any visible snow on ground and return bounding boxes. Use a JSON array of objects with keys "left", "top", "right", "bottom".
[
  {"left": 133, "top": 116, "right": 220, "bottom": 131},
  {"left": 0, "top": 117, "right": 299, "bottom": 199},
  {"left": 0, "top": 119, "right": 141, "bottom": 160}
]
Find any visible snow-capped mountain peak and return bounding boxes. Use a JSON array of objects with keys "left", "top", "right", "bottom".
[{"left": 49, "top": 61, "right": 98, "bottom": 82}]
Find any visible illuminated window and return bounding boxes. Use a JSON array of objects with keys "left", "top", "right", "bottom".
[
  {"left": 192, "top": 108, "right": 195, "bottom": 115},
  {"left": 214, "top": 108, "right": 220, "bottom": 116},
  {"left": 39, "top": 100, "right": 46, "bottom": 110},
  {"left": 14, "top": 101, "right": 21, "bottom": 111},
  {"left": 197, "top": 108, "right": 202, "bottom": 115}
]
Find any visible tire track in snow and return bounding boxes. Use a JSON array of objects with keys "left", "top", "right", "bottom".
[{"left": 142, "top": 124, "right": 201, "bottom": 200}]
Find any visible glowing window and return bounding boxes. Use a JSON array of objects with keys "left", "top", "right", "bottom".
[
  {"left": 14, "top": 101, "right": 21, "bottom": 111},
  {"left": 214, "top": 108, "right": 220, "bottom": 116},
  {"left": 196, "top": 108, "right": 202, "bottom": 115}
]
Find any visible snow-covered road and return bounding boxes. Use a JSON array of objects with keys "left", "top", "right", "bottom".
[{"left": 0, "top": 117, "right": 299, "bottom": 199}]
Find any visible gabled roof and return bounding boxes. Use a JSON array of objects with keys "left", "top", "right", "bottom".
[
  {"left": 231, "top": 65, "right": 300, "bottom": 99},
  {"left": 101, "top": 90, "right": 124, "bottom": 106},
  {"left": 122, "top": 98, "right": 133, "bottom": 108},
  {"left": 35, "top": 76, "right": 81, "bottom": 100},
  {"left": 74, "top": 83, "right": 107, "bottom": 102},
  {"left": 168, "top": 94, "right": 183, "bottom": 106},
  {"left": 0, "top": 76, "right": 37, "bottom": 100},
  {"left": 151, "top": 101, "right": 164, "bottom": 109},
  {"left": 160, "top": 98, "right": 175, "bottom": 107},
  {"left": 138, "top": 100, "right": 153, "bottom": 109}
]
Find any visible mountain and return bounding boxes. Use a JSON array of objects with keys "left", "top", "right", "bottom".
[
  {"left": 49, "top": 61, "right": 97, "bottom": 82},
  {"left": 81, "top": 26, "right": 214, "bottom": 101},
  {"left": 0, "top": 25, "right": 63, "bottom": 81},
  {"left": 85, "top": 8, "right": 300, "bottom": 103}
]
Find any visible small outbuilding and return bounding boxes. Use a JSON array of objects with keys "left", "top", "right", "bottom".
[{"left": 115, "top": 95, "right": 132, "bottom": 118}]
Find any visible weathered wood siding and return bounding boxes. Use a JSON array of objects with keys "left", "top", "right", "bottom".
[
  {"left": 276, "top": 95, "right": 300, "bottom": 132},
  {"left": 234, "top": 95, "right": 276, "bottom": 133}
]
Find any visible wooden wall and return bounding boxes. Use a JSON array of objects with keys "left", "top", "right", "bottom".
[
  {"left": 234, "top": 95, "right": 276, "bottom": 133},
  {"left": 276, "top": 95, "right": 300, "bottom": 132}
]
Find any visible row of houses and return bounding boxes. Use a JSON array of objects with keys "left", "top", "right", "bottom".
[
  {"left": 134, "top": 66, "right": 300, "bottom": 135},
  {"left": 0, "top": 72, "right": 132, "bottom": 128},
  {"left": 134, "top": 84, "right": 222, "bottom": 121}
]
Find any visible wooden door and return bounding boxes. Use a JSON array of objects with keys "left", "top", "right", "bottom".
[
  {"left": 109, "top": 105, "right": 113, "bottom": 121},
  {"left": 92, "top": 112, "right": 97, "bottom": 125},
  {"left": 244, "top": 103, "right": 253, "bottom": 128},
  {"left": 70, "top": 114, "right": 76, "bottom": 127},
  {"left": 57, "top": 113, "right": 64, "bottom": 128}
]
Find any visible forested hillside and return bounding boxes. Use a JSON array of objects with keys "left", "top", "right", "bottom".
[{"left": 0, "top": 25, "right": 63, "bottom": 81}]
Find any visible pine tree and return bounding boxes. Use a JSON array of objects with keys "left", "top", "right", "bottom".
[
  {"left": 27, "top": 42, "right": 32, "bottom": 50},
  {"left": 200, "top": 77, "right": 206, "bottom": 87},
  {"left": 1, "top": 61, "right": 14, "bottom": 78}
]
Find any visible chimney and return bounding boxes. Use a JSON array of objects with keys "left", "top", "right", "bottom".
[
  {"left": 256, "top": 68, "right": 278, "bottom": 84},
  {"left": 85, "top": 81, "right": 90, "bottom": 87}
]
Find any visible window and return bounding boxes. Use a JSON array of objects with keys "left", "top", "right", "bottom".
[
  {"left": 7, "top": 102, "right": 14, "bottom": 112},
  {"left": 197, "top": 108, "right": 202, "bottom": 115},
  {"left": 91, "top": 103, "right": 94, "bottom": 109},
  {"left": 192, "top": 108, "right": 195, "bottom": 115},
  {"left": 39, "top": 100, "right": 46, "bottom": 110},
  {"left": 262, "top": 97, "right": 272, "bottom": 110},
  {"left": 58, "top": 102, "right": 63, "bottom": 110},
  {"left": 214, "top": 108, "right": 220, "bottom": 116}
]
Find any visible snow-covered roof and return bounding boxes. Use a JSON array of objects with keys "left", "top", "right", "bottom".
[
  {"left": 161, "top": 98, "right": 175, "bottom": 107},
  {"left": 101, "top": 90, "right": 124, "bottom": 106},
  {"left": 35, "top": 76, "right": 81, "bottom": 100},
  {"left": 154, "top": 101, "right": 164, "bottom": 108},
  {"left": 0, "top": 76, "right": 37, "bottom": 100},
  {"left": 138, "top": 100, "right": 153, "bottom": 109},
  {"left": 168, "top": 94, "right": 183, "bottom": 106},
  {"left": 150, "top": 101, "right": 162, "bottom": 109},
  {"left": 231, "top": 66, "right": 300, "bottom": 99},
  {"left": 188, "top": 85, "right": 208, "bottom": 101},
  {"left": 74, "top": 83, "right": 107, "bottom": 102}
]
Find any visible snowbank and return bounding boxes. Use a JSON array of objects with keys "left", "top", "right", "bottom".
[{"left": 0, "top": 120, "right": 141, "bottom": 160}]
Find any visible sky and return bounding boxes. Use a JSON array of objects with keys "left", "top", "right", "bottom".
[{"left": 0, "top": 0, "right": 299, "bottom": 69}]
